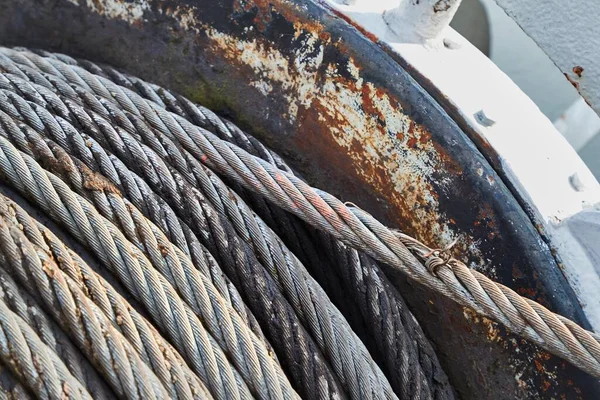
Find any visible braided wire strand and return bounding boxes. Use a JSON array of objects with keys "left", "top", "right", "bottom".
[
  {"left": 0, "top": 73, "right": 271, "bottom": 353},
  {"left": 121, "top": 73, "right": 376, "bottom": 349},
  {"left": 0, "top": 61, "right": 356, "bottom": 397},
  {"left": 0, "top": 197, "right": 172, "bottom": 400},
  {"left": 0, "top": 53, "right": 399, "bottom": 400},
  {"left": 0, "top": 61, "right": 264, "bottom": 338},
  {"left": 141, "top": 81, "right": 447, "bottom": 399},
  {"left": 11, "top": 48, "right": 600, "bottom": 380},
  {"left": 0, "top": 89, "right": 290, "bottom": 400},
  {"left": 0, "top": 74, "right": 344, "bottom": 399},
  {"left": 0, "top": 131, "right": 287, "bottom": 400},
  {"left": 3, "top": 46, "right": 600, "bottom": 393},
  {"left": 178, "top": 112, "right": 600, "bottom": 379},
  {"left": 0, "top": 191, "right": 213, "bottom": 400},
  {"left": 0, "top": 284, "right": 93, "bottom": 400},
  {"left": 101, "top": 64, "right": 453, "bottom": 400},
  {"left": 97, "top": 67, "right": 454, "bottom": 400},
  {"left": 0, "top": 267, "right": 116, "bottom": 400}
]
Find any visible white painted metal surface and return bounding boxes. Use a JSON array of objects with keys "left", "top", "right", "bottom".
[
  {"left": 555, "top": 98, "right": 600, "bottom": 152},
  {"left": 480, "top": 0, "right": 578, "bottom": 122},
  {"left": 492, "top": 0, "right": 600, "bottom": 118},
  {"left": 326, "top": 0, "right": 600, "bottom": 330}
]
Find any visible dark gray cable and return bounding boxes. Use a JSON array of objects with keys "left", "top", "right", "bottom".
[
  {"left": 0, "top": 267, "right": 116, "bottom": 400},
  {"left": 0, "top": 191, "right": 214, "bottom": 400},
  {"left": 0, "top": 196, "right": 171, "bottom": 400},
  {"left": 0, "top": 73, "right": 344, "bottom": 400},
  {"left": 0, "top": 131, "right": 281, "bottom": 400},
  {"left": 7, "top": 47, "right": 599, "bottom": 383},
  {"left": 98, "top": 68, "right": 453, "bottom": 400},
  {"left": 0, "top": 51, "right": 397, "bottom": 400}
]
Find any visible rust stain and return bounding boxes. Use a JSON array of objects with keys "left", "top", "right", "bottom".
[
  {"left": 233, "top": 0, "right": 324, "bottom": 33},
  {"left": 463, "top": 306, "right": 568, "bottom": 397},
  {"left": 573, "top": 65, "right": 584, "bottom": 78},
  {"left": 78, "top": 0, "right": 496, "bottom": 277},
  {"left": 76, "top": 161, "right": 121, "bottom": 195},
  {"left": 564, "top": 73, "right": 580, "bottom": 90},
  {"left": 475, "top": 202, "right": 498, "bottom": 231},
  {"left": 90, "top": 0, "right": 105, "bottom": 14},
  {"left": 361, "top": 84, "right": 386, "bottom": 123},
  {"left": 462, "top": 307, "right": 501, "bottom": 342},
  {"left": 42, "top": 259, "right": 56, "bottom": 278},
  {"left": 512, "top": 263, "right": 525, "bottom": 279},
  {"left": 541, "top": 379, "right": 551, "bottom": 392},
  {"left": 534, "top": 359, "right": 544, "bottom": 373}
]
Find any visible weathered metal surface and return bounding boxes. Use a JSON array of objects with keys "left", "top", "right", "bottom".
[
  {"left": 383, "top": 0, "right": 462, "bottom": 44},
  {"left": 0, "top": 0, "right": 598, "bottom": 398}
]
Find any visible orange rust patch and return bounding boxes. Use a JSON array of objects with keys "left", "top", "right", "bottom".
[
  {"left": 233, "top": 0, "right": 324, "bottom": 33},
  {"left": 564, "top": 73, "right": 580, "bottom": 90},
  {"left": 462, "top": 307, "right": 501, "bottom": 342},
  {"left": 541, "top": 380, "right": 551, "bottom": 392},
  {"left": 309, "top": 112, "right": 470, "bottom": 268},
  {"left": 407, "top": 136, "right": 418, "bottom": 148},
  {"left": 90, "top": 0, "right": 105, "bottom": 13},
  {"left": 476, "top": 202, "right": 498, "bottom": 230},
  {"left": 573, "top": 65, "right": 584, "bottom": 77},
  {"left": 534, "top": 359, "right": 544, "bottom": 373},
  {"left": 78, "top": 162, "right": 122, "bottom": 195},
  {"left": 361, "top": 84, "right": 385, "bottom": 123},
  {"left": 512, "top": 263, "right": 525, "bottom": 279},
  {"left": 42, "top": 260, "right": 56, "bottom": 278}
]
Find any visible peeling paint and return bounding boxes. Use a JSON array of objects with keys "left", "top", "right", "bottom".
[
  {"left": 84, "top": 0, "right": 149, "bottom": 23},
  {"left": 199, "top": 15, "right": 497, "bottom": 275},
  {"left": 206, "top": 26, "right": 325, "bottom": 123}
]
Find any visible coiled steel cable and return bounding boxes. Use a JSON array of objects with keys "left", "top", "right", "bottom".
[
  {"left": 1, "top": 45, "right": 599, "bottom": 400},
  {"left": 0, "top": 268, "right": 115, "bottom": 400},
  {"left": 0, "top": 74, "right": 344, "bottom": 399},
  {"left": 5, "top": 47, "right": 599, "bottom": 383},
  {"left": 97, "top": 70, "right": 452, "bottom": 400},
  {"left": 52, "top": 64, "right": 600, "bottom": 382},
  {"left": 0, "top": 93, "right": 290, "bottom": 400},
  {"left": 0, "top": 132, "right": 295, "bottom": 399},
  {"left": 0, "top": 54, "right": 395, "bottom": 399},
  {"left": 0, "top": 193, "right": 212, "bottom": 400},
  {"left": 91, "top": 66, "right": 453, "bottom": 400},
  {"left": 0, "top": 196, "right": 174, "bottom": 400},
  {"left": 10, "top": 50, "right": 402, "bottom": 400},
  {"left": 0, "top": 77, "right": 271, "bottom": 353},
  {"left": 0, "top": 285, "right": 93, "bottom": 400}
]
